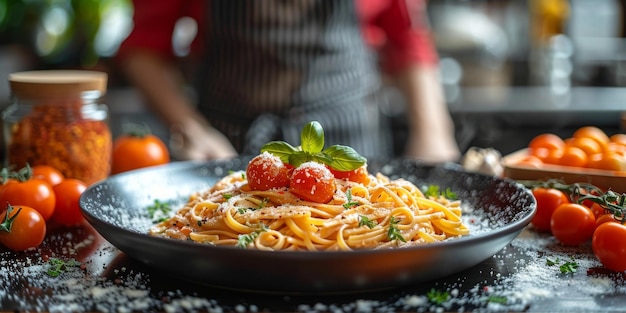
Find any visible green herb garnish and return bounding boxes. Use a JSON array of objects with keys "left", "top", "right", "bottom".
[
  {"left": 487, "top": 295, "right": 508, "bottom": 304},
  {"left": 387, "top": 216, "right": 406, "bottom": 242},
  {"left": 426, "top": 288, "right": 450, "bottom": 305},
  {"left": 146, "top": 199, "right": 172, "bottom": 223},
  {"left": 358, "top": 215, "right": 376, "bottom": 229},
  {"left": 237, "top": 224, "right": 268, "bottom": 248},
  {"left": 423, "top": 185, "right": 457, "bottom": 200},
  {"left": 343, "top": 189, "right": 359, "bottom": 210},
  {"left": 260, "top": 121, "right": 366, "bottom": 171},
  {"left": 46, "top": 258, "right": 81, "bottom": 277},
  {"left": 546, "top": 257, "right": 579, "bottom": 274}
]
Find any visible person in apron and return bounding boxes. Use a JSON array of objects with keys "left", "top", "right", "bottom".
[{"left": 117, "top": 0, "right": 460, "bottom": 163}]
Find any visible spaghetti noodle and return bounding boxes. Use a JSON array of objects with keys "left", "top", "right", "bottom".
[{"left": 149, "top": 168, "right": 470, "bottom": 251}]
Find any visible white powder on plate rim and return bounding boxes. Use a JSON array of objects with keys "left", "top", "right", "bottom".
[{"left": 2, "top": 223, "right": 626, "bottom": 312}]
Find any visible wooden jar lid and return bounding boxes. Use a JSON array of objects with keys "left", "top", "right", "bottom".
[{"left": 9, "top": 70, "right": 107, "bottom": 100}]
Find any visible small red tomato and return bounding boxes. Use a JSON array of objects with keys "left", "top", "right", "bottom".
[
  {"left": 52, "top": 178, "right": 88, "bottom": 226},
  {"left": 592, "top": 222, "right": 626, "bottom": 272},
  {"left": 0, "top": 179, "right": 56, "bottom": 221},
  {"left": 550, "top": 203, "right": 596, "bottom": 245},
  {"left": 531, "top": 188, "right": 570, "bottom": 232},
  {"left": 290, "top": 162, "right": 336, "bottom": 203},
  {"left": 31, "top": 165, "right": 65, "bottom": 186},
  {"left": 0, "top": 205, "right": 46, "bottom": 251},
  {"left": 328, "top": 165, "right": 369, "bottom": 184},
  {"left": 246, "top": 152, "right": 291, "bottom": 191},
  {"left": 111, "top": 133, "right": 170, "bottom": 174}
]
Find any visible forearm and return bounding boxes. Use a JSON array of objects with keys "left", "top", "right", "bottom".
[
  {"left": 119, "top": 50, "right": 199, "bottom": 128},
  {"left": 394, "top": 65, "right": 451, "bottom": 131},
  {"left": 392, "top": 64, "right": 460, "bottom": 162}
]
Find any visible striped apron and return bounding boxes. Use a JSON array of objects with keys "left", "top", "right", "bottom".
[{"left": 197, "top": 0, "right": 393, "bottom": 159}]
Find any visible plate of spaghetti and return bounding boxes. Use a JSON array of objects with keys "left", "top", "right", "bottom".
[{"left": 80, "top": 122, "right": 536, "bottom": 293}]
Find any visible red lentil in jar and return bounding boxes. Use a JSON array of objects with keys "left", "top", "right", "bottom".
[{"left": 3, "top": 70, "right": 112, "bottom": 185}]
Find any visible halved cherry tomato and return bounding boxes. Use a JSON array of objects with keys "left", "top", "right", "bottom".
[
  {"left": 246, "top": 152, "right": 291, "bottom": 191},
  {"left": 550, "top": 203, "right": 596, "bottom": 245},
  {"left": 592, "top": 222, "right": 626, "bottom": 272},
  {"left": 0, "top": 204, "right": 46, "bottom": 251},
  {"left": 0, "top": 179, "right": 55, "bottom": 221},
  {"left": 531, "top": 188, "right": 570, "bottom": 232},
  {"left": 290, "top": 162, "right": 336, "bottom": 203},
  {"left": 31, "top": 165, "right": 65, "bottom": 186},
  {"left": 328, "top": 165, "right": 369, "bottom": 184},
  {"left": 52, "top": 178, "right": 88, "bottom": 226}
]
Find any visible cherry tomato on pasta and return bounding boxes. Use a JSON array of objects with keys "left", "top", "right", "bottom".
[
  {"left": 550, "top": 203, "right": 596, "bottom": 245},
  {"left": 246, "top": 152, "right": 291, "bottom": 191},
  {"left": 592, "top": 222, "right": 626, "bottom": 272},
  {"left": 0, "top": 204, "right": 46, "bottom": 251},
  {"left": 290, "top": 162, "right": 336, "bottom": 203},
  {"left": 52, "top": 178, "right": 88, "bottom": 226},
  {"left": 531, "top": 188, "right": 569, "bottom": 233},
  {"left": 0, "top": 178, "right": 55, "bottom": 221},
  {"left": 328, "top": 165, "right": 369, "bottom": 184}
]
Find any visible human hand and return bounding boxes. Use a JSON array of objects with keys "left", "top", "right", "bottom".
[
  {"left": 169, "top": 119, "right": 238, "bottom": 161},
  {"left": 404, "top": 127, "right": 461, "bottom": 164}
]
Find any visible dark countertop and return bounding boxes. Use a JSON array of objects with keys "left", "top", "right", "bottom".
[
  {"left": 2, "top": 216, "right": 626, "bottom": 312},
  {"left": 2, "top": 86, "right": 626, "bottom": 312}
]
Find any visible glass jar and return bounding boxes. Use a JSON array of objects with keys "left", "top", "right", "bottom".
[{"left": 2, "top": 70, "right": 112, "bottom": 185}]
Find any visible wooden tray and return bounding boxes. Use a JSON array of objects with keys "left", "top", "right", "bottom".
[{"left": 503, "top": 149, "right": 626, "bottom": 193}]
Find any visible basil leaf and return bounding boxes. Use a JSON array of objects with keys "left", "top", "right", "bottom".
[
  {"left": 323, "top": 145, "right": 366, "bottom": 171},
  {"left": 260, "top": 141, "right": 299, "bottom": 163},
  {"left": 300, "top": 121, "right": 324, "bottom": 153},
  {"left": 288, "top": 151, "right": 315, "bottom": 167}
]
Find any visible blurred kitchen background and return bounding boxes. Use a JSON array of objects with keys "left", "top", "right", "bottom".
[{"left": 1, "top": 0, "right": 626, "bottom": 160}]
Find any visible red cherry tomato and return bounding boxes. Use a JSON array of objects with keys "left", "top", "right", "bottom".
[
  {"left": 31, "top": 165, "right": 65, "bottom": 186},
  {"left": 246, "top": 152, "right": 291, "bottom": 191},
  {"left": 592, "top": 222, "right": 626, "bottom": 272},
  {"left": 550, "top": 203, "right": 596, "bottom": 245},
  {"left": 328, "top": 165, "right": 369, "bottom": 184},
  {"left": 0, "top": 204, "right": 46, "bottom": 251},
  {"left": 52, "top": 178, "right": 88, "bottom": 226},
  {"left": 531, "top": 188, "right": 570, "bottom": 232},
  {"left": 0, "top": 179, "right": 56, "bottom": 221},
  {"left": 111, "top": 133, "right": 170, "bottom": 174},
  {"left": 290, "top": 162, "right": 336, "bottom": 203}
]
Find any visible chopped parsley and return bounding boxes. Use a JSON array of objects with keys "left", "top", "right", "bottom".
[
  {"left": 237, "top": 224, "right": 268, "bottom": 248},
  {"left": 146, "top": 199, "right": 172, "bottom": 223},
  {"left": 487, "top": 295, "right": 508, "bottom": 304},
  {"left": 387, "top": 216, "right": 406, "bottom": 242},
  {"left": 546, "top": 257, "right": 579, "bottom": 274},
  {"left": 46, "top": 258, "right": 81, "bottom": 277},
  {"left": 426, "top": 288, "right": 450, "bottom": 305},
  {"left": 343, "top": 188, "right": 359, "bottom": 210},
  {"left": 358, "top": 215, "right": 376, "bottom": 229},
  {"left": 422, "top": 185, "right": 457, "bottom": 200}
]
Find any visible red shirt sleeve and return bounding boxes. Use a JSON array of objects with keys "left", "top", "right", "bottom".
[
  {"left": 357, "top": 0, "right": 439, "bottom": 73},
  {"left": 117, "top": 0, "right": 206, "bottom": 60}
]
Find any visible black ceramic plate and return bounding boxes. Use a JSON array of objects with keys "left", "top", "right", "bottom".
[{"left": 79, "top": 158, "right": 536, "bottom": 294}]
